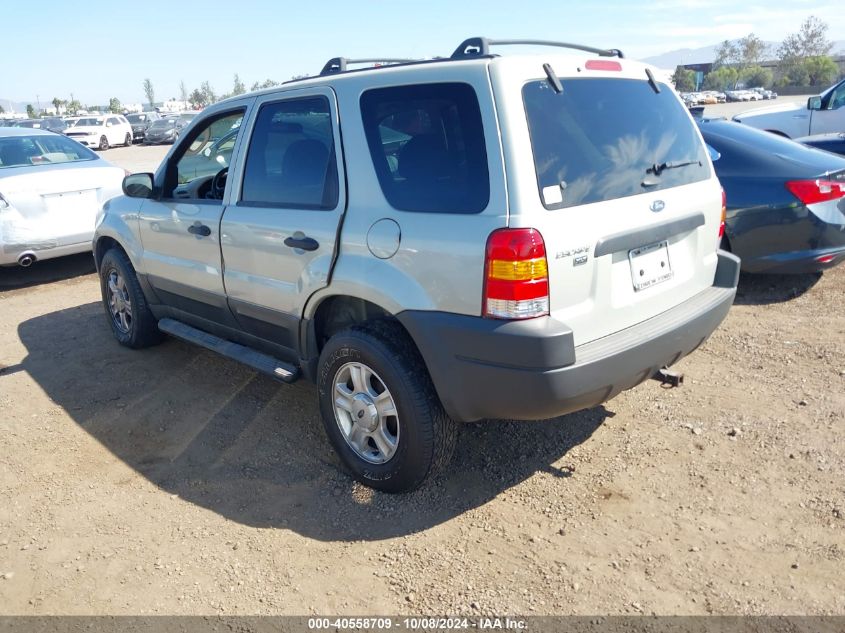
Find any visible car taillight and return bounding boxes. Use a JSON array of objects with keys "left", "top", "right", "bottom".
[
  {"left": 719, "top": 188, "right": 726, "bottom": 239},
  {"left": 585, "top": 60, "right": 622, "bottom": 71},
  {"left": 483, "top": 228, "right": 549, "bottom": 320},
  {"left": 785, "top": 179, "right": 845, "bottom": 205}
]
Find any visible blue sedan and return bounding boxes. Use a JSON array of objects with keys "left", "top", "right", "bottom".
[{"left": 699, "top": 118, "right": 845, "bottom": 274}]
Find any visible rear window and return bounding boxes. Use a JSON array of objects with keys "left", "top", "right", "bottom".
[
  {"left": 0, "top": 135, "right": 97, "bottom": 168},
  {"left": 523, "top": 77, "right": 709, "bottom": 209},
  {"left": 360, "top": 82, "right": 489, "bottom": 214}
]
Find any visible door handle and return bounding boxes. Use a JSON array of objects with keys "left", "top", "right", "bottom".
[
  {"left": 284, "top": 236, "right": 319, "bottom": 251},
  {"left": 188, "top": 223, "right": 211, "bottom": 237}
]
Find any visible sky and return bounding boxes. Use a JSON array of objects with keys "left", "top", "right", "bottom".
[{"left": 2, "top": 0, "right": 844, "bottom": 108}]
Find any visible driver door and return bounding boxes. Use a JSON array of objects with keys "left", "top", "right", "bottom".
[
  {"left": 810, "top": 80, "right": 845, "bottom": 135},
  {"left": 138, "top": 107, "right": 248, "bottom": 325}
]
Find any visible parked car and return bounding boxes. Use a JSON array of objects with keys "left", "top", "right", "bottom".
[
  {"left": 65, "top": 115, "right": 133, "bottom": 150},
  {"left": 93, "top": 37, "right": 738, "bottom": 491},
  {"left": 142, "top": 117, "right": 184, "bottom": 144},
  {"left": 699, "top": 117, "right": 845, "bottom": 273},
  {"left": 126, "top": 112, "right": 160, "bottom": 143},
  {"left": 13, "top": 117, "right": 68, "bottom": 134},
  {"left": 0, "top": 128, "right": 124, "bottom": 267},
  {"left": 733, "top": 77, "right": 845, "bottom": 137},
  {"left": 797, "top": 132, "right": 845, "bottom": 157}
]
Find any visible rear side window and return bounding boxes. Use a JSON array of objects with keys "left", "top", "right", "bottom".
[
  {"left": 523, "top": 77, "right": 709, "bottom": 209},
  {"left": 360, "top": 82, "right": 489, "bottom": 214},
  {"left": 240, "top": 96, "right": 338, "bottom": 210}
]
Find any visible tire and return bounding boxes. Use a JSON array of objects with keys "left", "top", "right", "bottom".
[
  {"left": 99, "top": 135, "right": 109, "bottom": 151},
  {"left": 317, "top": 320, "right": 457, "bottom": 493},
  {"left": 99, "top": 248, "right": 163, "bottom": 349},
  {"left": 124, "top": 133, "right": 132, "bottom": 147}
]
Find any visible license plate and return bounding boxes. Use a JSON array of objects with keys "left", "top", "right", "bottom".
[{"left": 629, "top": 241, "right": 673, "bottom": 291}]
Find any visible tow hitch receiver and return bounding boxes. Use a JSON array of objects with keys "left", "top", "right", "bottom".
[{"left": 655, "top": 367, "right": 684, "bottom": 387}]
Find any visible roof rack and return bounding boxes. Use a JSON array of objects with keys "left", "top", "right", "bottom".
[
  {"left": 451, "top": 37, "right": 624, "bottom": 60},
  {"left": 320, "top": 57, "right": 419, "bottom": 76}
]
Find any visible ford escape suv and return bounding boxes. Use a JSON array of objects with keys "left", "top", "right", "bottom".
[{"left": 94, "top": 37, "right": 740, "bottom": 492}]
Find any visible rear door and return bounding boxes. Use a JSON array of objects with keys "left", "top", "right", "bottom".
[
  {"left": 492, "top": 58, "right": 722, "bottom": 346},
  {"left": 138, "top": 106, "right": 248, "bottom": 324},
  {"left": 220, "top": 87, "right": 345, "bottom": 352}
]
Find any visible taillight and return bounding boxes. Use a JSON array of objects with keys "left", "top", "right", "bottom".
[
  {"left": 585, "top": 60, "right": 622, "bottom": 71},
  {"left": 483, "top": 228, "right": 549, "bottom": 319},
  {"left": 785, "top": 179, "right": 845, "bottom": 205},
  {"left": 719, "top": 188, "right": 726, "bottom": 239}
]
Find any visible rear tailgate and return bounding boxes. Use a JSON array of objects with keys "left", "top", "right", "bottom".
[{"left": 490, "top": 55, "right": 722, "bottom": 346}]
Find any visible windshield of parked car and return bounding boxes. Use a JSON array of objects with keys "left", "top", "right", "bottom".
[
  {"left": 127, "top": 114, "right": 150, "bottom": 123},
  {"left": 149, "top": 119, "right": 176, "bottom": 130},
  {"left": 74, "top": 118, "right": 104, "bottom": 127},
  {"left": 523, "top": 77, "right": 709, "bottom": 208},
  {"left": 0, "top": 134, "right": 98, "bottom": 168}
]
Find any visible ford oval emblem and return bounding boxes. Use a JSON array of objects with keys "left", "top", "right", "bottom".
[{"left": 650, "top": 200, "right": 666, "bottom": 213}]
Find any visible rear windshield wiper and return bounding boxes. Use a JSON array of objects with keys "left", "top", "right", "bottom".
[{"left": 646, "top": 159, "right": 701, "bottom": 177}]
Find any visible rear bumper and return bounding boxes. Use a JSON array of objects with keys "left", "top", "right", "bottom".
[{"left": 399, "top": 251, "right": 740, "bottom": 423}]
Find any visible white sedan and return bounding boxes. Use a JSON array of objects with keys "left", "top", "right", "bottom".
[
  {"left": 64, "top": 114, "right": 133, "bottom": 150},
  {"left": 0, "top": 128, "right": 124, "bottom": 267}
]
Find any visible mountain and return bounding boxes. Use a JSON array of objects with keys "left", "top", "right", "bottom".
[
  {"left": 0, "top": 99, "right": 34, "bottom": 114},
  {"left": 640, "top": 40, "right": 845, "bottom": 69}
]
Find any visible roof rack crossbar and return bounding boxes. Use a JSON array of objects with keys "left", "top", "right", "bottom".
[
  {"left": 320, "top": 57, "right": 419, "bottom": 76},
  {"left": 451, "top": 37, "right": 624, "bottom": 60}
]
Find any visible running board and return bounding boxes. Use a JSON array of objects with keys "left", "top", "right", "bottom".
[{"left": 157, "top": 318, "right": 300, "bottom": 383}]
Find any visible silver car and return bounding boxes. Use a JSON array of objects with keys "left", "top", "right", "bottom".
[{"left": 0, "top": 128, "right": 124, "bottom": 266}]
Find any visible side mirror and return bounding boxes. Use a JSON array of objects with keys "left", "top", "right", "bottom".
[
  {"left": 808, "top": 96, "right": 822, "bottom": 111},
  {"left": 123, "top": 172, "right": 154, "bottom": 199},
  {"left": 706, "top": 144, "right": 721, "bottom": 162}
]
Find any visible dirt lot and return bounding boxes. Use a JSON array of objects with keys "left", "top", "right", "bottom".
[
  {"left": 0, "top": 257, "right": 842, "bottom": 616},
  {"left": 1, "top": 105, "right": 843, "bottom": 616}
]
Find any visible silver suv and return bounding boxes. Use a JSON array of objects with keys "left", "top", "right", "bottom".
[{"left": 94, "top": 38, "right": 740, "bottom": 492}]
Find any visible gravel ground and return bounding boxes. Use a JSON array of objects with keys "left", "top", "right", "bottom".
[{"left": 0, "top": 260, "right": 842, "bottom": 615}]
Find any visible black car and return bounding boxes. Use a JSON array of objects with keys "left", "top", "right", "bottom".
[
  {"left": 143, "top": 117, "right": 183, "bottom": 144},
  {"left": 699, "top": 118, "right": 845, "bottom": 274},
  {"left": 125, "top": 112, "right": 160, "bottom": 143},
  {"left": 13, "top": 117, "right": 67, "bottom": 134},
  {"left": 797, "top": 132, "right": 845, "bottom": 158}
]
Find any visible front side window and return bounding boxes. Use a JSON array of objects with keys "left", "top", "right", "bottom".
[
  {"left": 166, "top": 109, "right": 245, "bottom": 198},
  {"left": 360, "top": 82, "right": 489, "bottom": 214},
  {"left": 240, "top": 97, "right": 338, "bottom": 209},
  {"left": 523, "top": 77, "right": 709, "bottom": 209}
]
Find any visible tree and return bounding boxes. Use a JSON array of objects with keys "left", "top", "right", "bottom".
[
  {"left": 740, "top": 65, "right": 773, "bottom": 88},
  {"left": 671, "top": 66, "right": 696, "bottom": 92},
  {"left": 179, "top": 80, "right": 188, "bottom": 104},
  {"left": 703, "top": 66, "right": 739, "bottom": 91},
  {"left": 250, "top": 78, "right": 279, "bottom": 91},
  {"left": 0, "top": 104, "right": 4, "bottom": 114},
  {"left": 739, "top": 34, "right": 768, "bottom": 68},
  {"left": 51, "top": 97, "right": 66, "bottom": 113},
  {"left": 232, "top": 73, "right": 245, "bottom": 96},
  {"left": 199, "top": 81, "right": 216, "bottom": 106},
  {"left": 713, "top": 40, "right": 740, "bottom": 69},
  {"left": 108, "top": 97, "right": 122, "bottom": 113},
  {"left": 777, "top": 16, "right": 834, "bottom": 85},
  {"left": 26, "top": 104, "right": 36, "bottom": 118},
  {"left": 803, "top": 56, "right": 838, "bottom": 86},
  {"left": 189, "top": 88, "right": 205, "bottom": 110},
  {"left": 66, "top": 99, "right": 82, "bottom": 115},
  {"left": 143, "top": 78, "right": 155, "bottom": 109}
]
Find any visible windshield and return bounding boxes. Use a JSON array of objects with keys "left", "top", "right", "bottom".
[
  {"left": 74, "top": 117, "right": 104, "bottom": 127},
  {"left": 127, "top": 114, "right": 149, "bottom": 123},
  {"left": 523, "top": 77, "right": 709, "bottom": 208},
  {"left": 0, "top": 134, "right": 98, "bottom": 168},
  {"left": 149, "top": 119, "right": 176, "bottom": 129}
]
